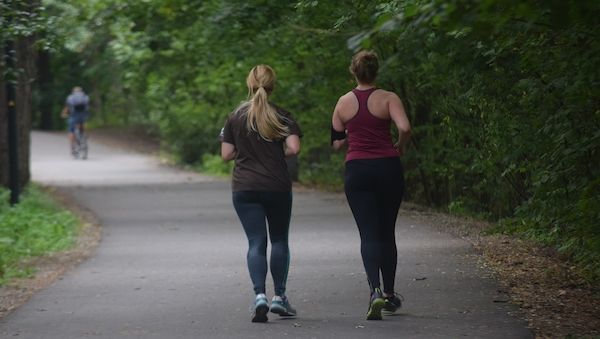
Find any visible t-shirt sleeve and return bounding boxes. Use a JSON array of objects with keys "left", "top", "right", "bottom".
[
  {"left": 284, "top": 113, "right": 302, "bottom": 138},
  {"left": 222, "top": 116, "right": 235, "bottom": 145}
]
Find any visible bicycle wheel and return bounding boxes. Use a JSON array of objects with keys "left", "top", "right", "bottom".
[
  {"left": 73, "top": 128, "right": 81, "bottom": 159},
  {"left": 79, "top": 131, "right": 88, "bottom": 160}
]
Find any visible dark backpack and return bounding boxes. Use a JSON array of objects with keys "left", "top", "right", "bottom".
[{"left": 74, "top": 103, "right": 86, "bottom": 112}]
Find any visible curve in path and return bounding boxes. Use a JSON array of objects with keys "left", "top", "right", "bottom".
[{"left": 0, "top": 131, "right": 532, "bottom": 338}]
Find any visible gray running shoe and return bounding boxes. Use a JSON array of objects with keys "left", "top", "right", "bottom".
[
  {"left": 270, "top": 295, "right": 297, "bottom": 316},
  {"left": 251, "top": 293, "right": 269, "bottom": 323}
]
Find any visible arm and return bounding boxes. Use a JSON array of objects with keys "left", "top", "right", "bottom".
[
  {"left": 221, "top": 142, "right": 237, "bottom": 161},
  {"left": 284, "top": 134, "right": 300, "bottom": 157},
  {"left": 331, "top": 98, "right": 347, "bottom": 151},
  {"left": 388, "top": 93, "right": 411, "bottom": 156},
  {"left": 61, "top": 106, "right": 69, "bottom": 118}
]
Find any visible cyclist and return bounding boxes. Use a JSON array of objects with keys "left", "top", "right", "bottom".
[{"left": 61, "top": 86, "right": 90, "bottom": 158}]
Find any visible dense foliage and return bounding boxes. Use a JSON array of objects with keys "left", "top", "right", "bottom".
[
  {"left": 32, "top": 0, "right": 600, "bottom": 280},
  {"left": 0, "top": 186, "right": 77, "bottom": 284}
]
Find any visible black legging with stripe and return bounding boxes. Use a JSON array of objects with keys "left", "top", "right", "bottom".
[{"left": 344, "top": 157, "right": 404, "bottom": 294}]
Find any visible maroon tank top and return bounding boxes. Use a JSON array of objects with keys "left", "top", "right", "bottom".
[{"left": 345, "top": 88, "right": 399, "bottom": 162}]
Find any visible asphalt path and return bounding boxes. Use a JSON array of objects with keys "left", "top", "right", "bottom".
[{"left": 0, "top": 131, "right": 533, "bottom": 338}]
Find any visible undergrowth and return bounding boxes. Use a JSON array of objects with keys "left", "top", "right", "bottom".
[{"left": 0, "top": 186, "right": 78, "bottom": 285}]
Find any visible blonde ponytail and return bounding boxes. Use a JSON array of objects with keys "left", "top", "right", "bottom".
[{"left": 245, "top": 65, "right": 289, "bottom": 141}]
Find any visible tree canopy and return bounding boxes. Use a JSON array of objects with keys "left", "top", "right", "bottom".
[{"left": 2, "top": 0, "right": 599, "bottom": 280}]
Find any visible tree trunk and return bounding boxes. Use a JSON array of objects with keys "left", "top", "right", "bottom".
[
  {"left": 14, "top": 33, "right": 37, "bottom": 188},
  {"left": 0, "top": 38, "right": 38, "bottom": 189},
  {"left": 0, "top": 60, "right": 8, "bottom": 187}
]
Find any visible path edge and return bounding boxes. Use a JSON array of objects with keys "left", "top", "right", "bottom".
[{"left": 0, "top": 185, "right": 102, "bottom": 319}]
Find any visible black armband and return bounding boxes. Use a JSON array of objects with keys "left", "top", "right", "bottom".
[{"left": 330, "top": 126, "right": 346, "bottom": 145}]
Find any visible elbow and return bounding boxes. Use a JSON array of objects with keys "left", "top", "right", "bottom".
[
  {"left": 221, "top": 151, "right": 234, "bottom": 162},
  {"left": 401, "top": 126, "right": 411, "bottom": 139},
  {"left": 288, "top": 144, "right": 300, "bottom": 156}
]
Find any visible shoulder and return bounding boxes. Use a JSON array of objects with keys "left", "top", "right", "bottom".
[
  {"left": 336, "top": 91, "right": 357, "bottom": 108},
  {"left": 230, "top": 102, "right": 249, "bottom": 118},
  {"left": 374, "top": 88, "right": 398, "bottom": 98},
  {"left": 338, "top": 91, "right": 355, "bottom": 102},
  {"left": 271, "top": 102, "right": 297, "bottom": 123},
  {"left": 373, "top": 88, "right": 401, "bottom": 104},
  {"left": 271, "top": 102, "right": 290, "bottom": 115}
]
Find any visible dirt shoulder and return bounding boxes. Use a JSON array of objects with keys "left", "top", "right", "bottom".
[
  {"left": 0, "top": 187, "right": 102, "bottom": 319},
  {"left": 403, "top": 203, "right": 600, "bottom": 338}
]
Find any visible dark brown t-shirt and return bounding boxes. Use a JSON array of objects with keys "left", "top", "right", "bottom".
[{"left": 222, "top": 103, "right": 302, "bottom": 192}]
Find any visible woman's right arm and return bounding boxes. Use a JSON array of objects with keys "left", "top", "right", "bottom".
[
  {"left": 388, "top": 93, "right": 411, "bottom": 156},
  {"left": 331, "top": 96, "right": 348, "bottom": 151},
  {"left": 221, "top": 142, "right": 237, "bottom": 161}
]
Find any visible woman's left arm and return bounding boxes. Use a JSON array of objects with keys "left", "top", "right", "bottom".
[{"left": 284, "top": 134, "right": 301, "bottom": 157}]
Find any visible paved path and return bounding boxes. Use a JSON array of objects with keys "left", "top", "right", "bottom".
[{"left": 0, "top": 131, "right": 532, "bottom": 338}]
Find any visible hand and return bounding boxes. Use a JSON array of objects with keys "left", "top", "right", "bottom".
[
  {"left": 60, "top": 107, "right": 69, "bottom": 118},
  {"left": 394, "top": 140, "right": 406, "bottom": 156}
]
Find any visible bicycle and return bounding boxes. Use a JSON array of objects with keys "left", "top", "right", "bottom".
[{"left": 72, "top": 123, "right": 88, "bottom": 160}]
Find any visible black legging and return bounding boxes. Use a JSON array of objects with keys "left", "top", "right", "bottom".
[
  {"left": 232, "top": 191, "right": 292, "bottom": 296},
  {"left": 344, "top": 157, "right": 404, "bottom": 294}
]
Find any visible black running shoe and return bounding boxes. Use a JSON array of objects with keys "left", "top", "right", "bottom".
[{"left": 383, "top": 293, "right": 404, "bottom": 314}]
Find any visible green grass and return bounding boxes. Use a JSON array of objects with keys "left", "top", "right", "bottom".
[{"left": 0, "top": 185, "right": 78, "bottom": 285}]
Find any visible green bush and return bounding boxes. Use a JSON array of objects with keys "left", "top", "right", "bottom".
[
  {"left": 200, "top": 153, "right": 233, "bottom": 177},
  {"left": 0, "top": 186, "right": 78, "bottom": 284},
  {"left": 39, "top": 0, "right": 600, "bottom": 282}
]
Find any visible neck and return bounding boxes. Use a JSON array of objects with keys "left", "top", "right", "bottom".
[{"left": 356, "top": 83, "right": 375, "bottom": 90}]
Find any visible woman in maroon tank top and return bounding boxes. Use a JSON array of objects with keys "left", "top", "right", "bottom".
[{"left": 331, "top": 50, "right": 411, "bottom": 320}]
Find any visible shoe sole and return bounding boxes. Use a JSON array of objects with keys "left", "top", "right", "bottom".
[
  {"left": 252, "top": 304, "right": 269, "bottom": 323},
  {"left": 367, "top": 298, "right": 385, "bottom": 320}
]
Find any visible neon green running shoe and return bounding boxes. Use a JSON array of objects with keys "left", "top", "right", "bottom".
[{"left": 366, "top": 288, "right": 385, "bottom": 320}]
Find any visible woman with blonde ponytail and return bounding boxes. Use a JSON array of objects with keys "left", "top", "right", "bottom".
[{"left": 221, "top": 65, "right": 302, "bottom": 323}]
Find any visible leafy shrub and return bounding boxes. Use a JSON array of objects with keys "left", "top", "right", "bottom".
[
  {"left": 0, "top": 186, "right": 77, "bottom": 284},
  {"left": 200, "top": 153, "right": 233, "bottom": 177}
]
